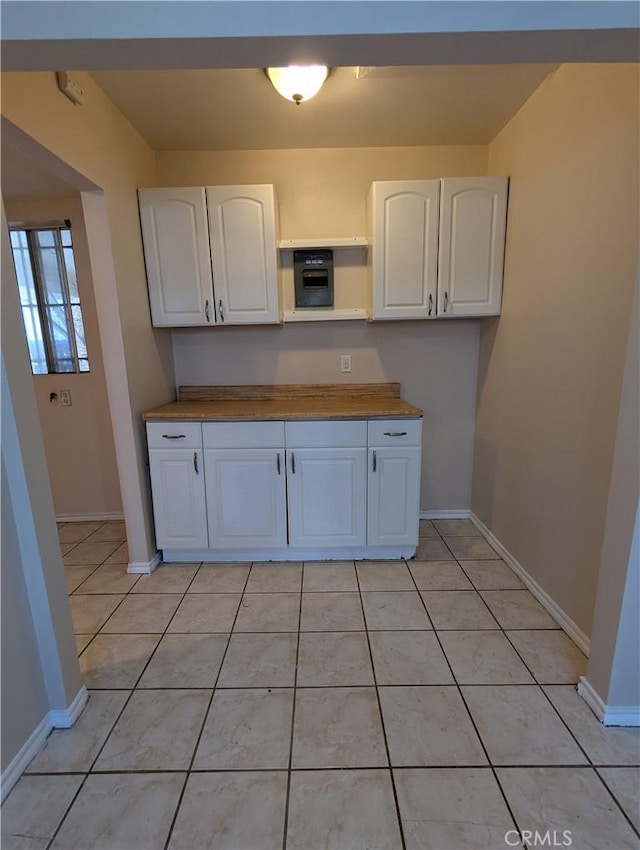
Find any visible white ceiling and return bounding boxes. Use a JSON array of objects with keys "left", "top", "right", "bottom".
[{"left": 91, "top": 64, "right": 558, "bottom": 151}]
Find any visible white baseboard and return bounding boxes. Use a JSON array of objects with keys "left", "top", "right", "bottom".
[
  {"left": 57, "top": 512, "right": 124, "bottom": 523},
  {"left": 127, "top": 551, "right": 161, "bottom": 574},
  {"left": 578, "top": 677, "right": 640, "bottom": 727},
  {"left": 577, "top": 676, "right": 606, "bottom": 720},
  {"left": 49, "top": 685, "right": 88, "bottom": 729},
  {"left": 470, "top": 512, "right": 591, "bottom": 656},
  {"left": 421, "top": 510, "right": 471, "bottom": 520},
  {"left": 602, "top": 706, "right": 640, "bottom": 726},
  {"left": 0, "top": 712, "right": 51, "bottom": 803},
  {"left": 0, "top": 685, "right": 89, "bottom": 802}
]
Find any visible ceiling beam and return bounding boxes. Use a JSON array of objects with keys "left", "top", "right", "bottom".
[{"left": 2, "top": 1, "right": 638, "bottom": 71}]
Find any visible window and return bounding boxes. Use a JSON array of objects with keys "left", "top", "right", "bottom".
[{"left": 9, "top": 222, "right": 90, "bottom": 375}]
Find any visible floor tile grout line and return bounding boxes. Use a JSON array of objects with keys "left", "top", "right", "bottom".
[
  {"left": 46, "top": 533, "right": 140, "bottom": 849},
  {"left": 89, "top": 557, "right": 211, "bottom": 673},
  {"left": 281, "top": 563, "right": 304, "bottom": 850},
  {"left": 81, "top": 559, "right": 208, "bottom": 779},
  {"left": 119, "top": 561, "right": 207, "bottom": 691},
  {"left": 67, "top": 562, "right": 105, "bottom": 595},
  {"left": 536, "top": 684, "right": 598, "bottom": 769},
  {"left": 592, "top": 766, "right": 640, "bottom": 840},
  {"left": 355, "top": 562, "right": 407, "bottom": 850},
  {"left": 26, "top": 761, "right": 639, "bottom": 778},
  {"left": 475, "top": 565, "right": 596, "bottom": 771},
  {"left": 162, "top": 560, "right": 253, "bottom": 850},
  {"left": 57, "top": 529, "right": 638, "bottom": 843},
  {"left": 70, "top": 546, "right": 141, "bottom": 648},
  {"left": 44, "top": 768, "right": 91, "bottom": 850},
  {"left": 407, "top": 554, "right": 524, "bottom": 839},
  {"left": 76, "top": 680, "right": 595, "bottom": 691},
  {"left": 413, "top": 536, "right": 617, "bottom": 832},
  {"left": 500, "top": 627, "right": 570, "bottom": 690},
  {"left": 419, "top": 537, "right": 595, "bottom": 770}
]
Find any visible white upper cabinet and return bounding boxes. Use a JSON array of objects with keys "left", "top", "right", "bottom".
[
  {"left": 139, "top": 184, "right": 280, "bottom": 327},
  {"left": 368, "top": 180, "right": 440, "bottom": 320},
  {"left": 138, "top": 188, "right": 215, "bottom": 326},
  {"left": 369, "top": 176, "right": 508, "bottom": 320},
  {"left": 206, "top": 185, "right": 280, "bottom": 325},
  {"left": 438, "top": 177, "right": 508, "bottom": 317}
]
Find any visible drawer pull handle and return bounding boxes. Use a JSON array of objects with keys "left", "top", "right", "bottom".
[
  {"left": 291, "top": 452, "right": 296, "bottom": 474},
  {"left": 428, "top": 293, "right": 433, "bottom": 317},
  {"left": 193, "top": 452, "right": 199, "bottom": 474},
  {"left": 162, "top": 434, "right": 186, "bottom": 440},
  {"left": 383, "top": 431, "right": 408, "bottom": 437},
  {"left": 205, "top": 299, "right": 211, "bottom": 323},
  {"left": 276, "top": 452, "right": 281, "bottom": 475},
  {"left": 372, "top": 450, "right": 377, "bottom": 472},
  {"left": 443, "top": 291, "right": 448, "bottom": 313},
  {"left": 219, "top": 300, "right": 225, "bottom": 323}
]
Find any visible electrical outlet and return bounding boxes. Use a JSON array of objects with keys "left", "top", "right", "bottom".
[
  {"left": 60, "top": 389, "right": 72, "bottom": 407},
  {"left": 340, "top": 354, "right": 352, "bottom": 373}
]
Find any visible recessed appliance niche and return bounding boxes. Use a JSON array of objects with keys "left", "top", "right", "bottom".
[{"left": 294, "top": 249, "right": 334, "bottom": 307}]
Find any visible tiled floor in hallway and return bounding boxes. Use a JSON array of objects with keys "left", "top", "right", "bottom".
[{"left": 3, "top": 518, "right": 639, "bottom": 849}]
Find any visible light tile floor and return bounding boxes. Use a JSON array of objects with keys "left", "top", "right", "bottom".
[{"left": 3, "top": 518, "right": 639, "bottom": 849}]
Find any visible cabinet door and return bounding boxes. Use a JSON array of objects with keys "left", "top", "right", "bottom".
[
  {"left": 367, "top": 446, "right": 421, "bottom": 547},
  {"left": 138, "top": 188, "right": 215, "bottom": 327},
  {"left": 148, "top": 449, "right": 208, "bottom": 549},
  {"left": 438, "top": 177, "right": 508, "bottom": 317},
  {"left": 206, "top": 185, "right": 280, "bottom": 325},
  {"left": 369, "top": 180, "right": 439, "bottom": 320},
  {"left": 287, "top": 448, "right": 367, "bottom": 548},
  {"left": 204, "top": 449, "right": 287, "bottom": 549}
]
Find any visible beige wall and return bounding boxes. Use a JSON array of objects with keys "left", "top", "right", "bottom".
[
  {"left": 1, "top": 71, "right": 176, "bottom": 564},
  {"left": 587, "top": 278, "right": 639, "bottom": 707},
  {"left": 4, "top": 196, "right": 122, "bottom": 519},
  {"left": 157, "top": 145, "right": 488, "bottom": 238},
  {"left": 1, "top": 458, "right": 49, "bottom": 775},
  {"left": 163, "top": 144, "right": 487, "bottom": 512},
  {"left": 174, "top": 320, "right": 480, "bottom": 511},
  {"left": 473, "top": 64, "right": 639, "bottom": 636},
  {"left": 2, "top": 202, "right": 84, "bottom": 784}
]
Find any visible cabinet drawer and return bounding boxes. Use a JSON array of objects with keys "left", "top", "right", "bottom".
[
  {"left": 203, "top": 421, "right": 285, "bottom": 449},
  {"left": 147, "top": 421, "right": 202, "bottom": 449},
  {"left": 285, "top": 420, "right": 367, "bottom": 448},
  {"left": 368, "top": 419, "right": 422, "bottom": 446}
]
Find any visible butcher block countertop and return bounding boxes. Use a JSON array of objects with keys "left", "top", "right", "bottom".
[{"left": 143, "top": 383, "right": 422, "bottom": 422}]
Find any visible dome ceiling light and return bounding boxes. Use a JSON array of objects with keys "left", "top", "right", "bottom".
[{"left": 265, "top": 65, "right": 329, "bottom": 105}]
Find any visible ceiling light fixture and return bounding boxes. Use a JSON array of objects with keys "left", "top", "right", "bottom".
[{"left": 265, "top": 65, "right": 329, "bottom": 105}]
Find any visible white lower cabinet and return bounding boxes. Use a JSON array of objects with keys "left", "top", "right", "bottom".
[
  {"left": 287, "top": 448, "right": 367, "bottom": 548},
  {"left": 204, "top": 449, "right": 287, "bottom": 549},
  {"left": 148, "top": 448, "right": 209, "bottom": 550},
  {"left": 148, "top": 417, "right": 421, "bottom": 560},
  {"left": 368, "top": 447, "right": 421, "bottom": 546},
  {"left": 367, "top": 419, "right": 422, "bottom": 546}
]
